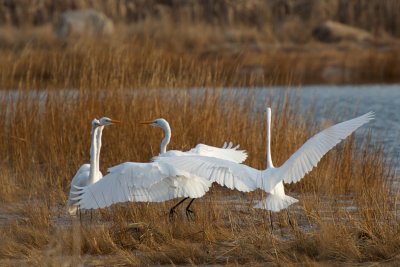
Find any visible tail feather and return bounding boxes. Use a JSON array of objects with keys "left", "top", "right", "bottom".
[{"left": 254, "top": 194, "right": 298, "bottom": 212}]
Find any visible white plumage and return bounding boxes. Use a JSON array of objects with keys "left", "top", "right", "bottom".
[
  {"left": 75, "top": 161, "right": 212, "bottom": 209},
  {"left": 66, "top": 117, "right": 120, "bottom": 215},
  {"left": 255, "top": 109, "right": 374, "bottom": 211},
  {"left": 271, "top": 111, "right": 375, "bottom": 184},
  {"left": 155, "top": 110, "right": 374, "bottom": 211},
  {"left": 75, "top": 118, "right": 247, "bottom": 210}
]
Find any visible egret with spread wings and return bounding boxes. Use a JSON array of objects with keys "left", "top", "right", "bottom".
[
  {"left": 154, "top": 110, "right": 374, "bottom": 210},
  {"left": 74, "top": 118, "right": 248, "bottom": 219}
]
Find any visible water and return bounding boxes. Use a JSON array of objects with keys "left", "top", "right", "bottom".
[
  {"left": 1, "top": 84, "right": 399, "bottom": 167},
  {"left": 246, "top": 84, "right": 400, "bottom": 164}
]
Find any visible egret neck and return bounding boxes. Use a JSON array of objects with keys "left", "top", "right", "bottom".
[
  {"left": 88, "top": 124, "right": 100, "bottom": 184},
  {"left": 160, "top": 122, "right": 171, "bottom": 154},
  {"left": 266, "top": 107, "right": 274, "bottom": 169},
  {"left": 95, "top": 125, "right": 104, "bottom": 178}
]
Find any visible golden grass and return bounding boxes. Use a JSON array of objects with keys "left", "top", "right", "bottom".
[
  {"left": 0, "top": 38, "right": 398, "bottom": 265},
  {"left": 0, "top": 35, "right": 399, "bottom": 89},
  {"left": 1, "top": 0, "right": 400, "bottom": 38},
  {"left": 0, "top": 0, "right": 399, "bottom": 89}
]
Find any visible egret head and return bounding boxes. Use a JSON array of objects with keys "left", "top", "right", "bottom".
[
  {"left": 98, "top": 117, "right": 121, "bottom": 126},
  {"left": 264, "top": 107, "right": 271, "bottom": 113},
  {"left": 90, "top": 119, "right": 101, "bottom": 136},
  {"left": 140, "top": 118, "right": 169, "bottom": 129},
  {"left": 92, "top": 119, "right": 101, "bottom": 128}
]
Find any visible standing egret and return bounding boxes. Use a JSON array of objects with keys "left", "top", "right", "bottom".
[
  {"left": 154, "top": 110, "right": 374, "bottom": 209},
  {"left": 252, "top": 107, "right": 298, "bottom": 212},
  {"left": 67, "top": 117, "right": 120, "bottom": 215},
  {"left": 74, "top": 118, "right": 247, "bottom": 219}
]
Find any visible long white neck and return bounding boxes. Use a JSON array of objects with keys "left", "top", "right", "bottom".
[
  {"left": 160, "top": 123, "right": 171, "bottom": 154},
  {"left": 95, "top": 125, "right": 104, "bottom": 178},
  {"left": 88, "top": 125, "right": 99, "bottom": 184},
  {"left": 266, "top": 108, "right": 274, "bottom": 168}
]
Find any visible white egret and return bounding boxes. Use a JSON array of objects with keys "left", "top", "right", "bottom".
[
  {"left": 154, "top": 110, "right": 374, "bottom": 209},
  {"left": 252, "top": 107, "right": 299, "bottom": 212},
  {"left": 74, "top": 118, "right": 247, "bottom": 219},
  {"left": 67, "top": 117, "right": 120, "bottom": 215}
]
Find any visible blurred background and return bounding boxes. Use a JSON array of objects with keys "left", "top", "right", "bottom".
[{"left": 0, "top": 0, "right": 399, "bottom": 85}]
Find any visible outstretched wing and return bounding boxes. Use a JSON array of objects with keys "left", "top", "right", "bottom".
[
  {"left": 75, "top": 162, "right": 211, "bottom": 210},
  {"left": 188, "top": 142, "right": 248, "bottom": 163},
  {"left": 132, "top": 175, "right": 211, "bottom": 203},
  {"left": 274, "top": 111, "right": 374, "bottom": 184},
  {"left": 74, "top": 162, "right": 169, "bottom": 209},
  {"left": 106, "top": 162, "right": 174, "bottom": 189},
  {"left": 154, "top": 155, "right": 265, "bottom": 192}
]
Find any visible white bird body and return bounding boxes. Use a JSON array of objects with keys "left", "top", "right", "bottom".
[
  {"left": 154, "top": 110, "right": 374, "bottom": 211},
  {"left": 67, "top": 120, "right": 101, "bottom": 215},
  {"left": 253, "top": 107, "right": 299, "bottom": 211},
  {"left": 253, "top": 181, "right": 299, "bottom": 212},
  {"left": 75, "top": 118, "right": 248, "bottom": 210},
  {"left": 75, "top": 112, "right": 373, "bottom": 212},
  {"left": 76, "top": 161, "right": 212, "bottom": 209},
  {"left": 67, "top": 117, "right": 120, "bottom": 215}
]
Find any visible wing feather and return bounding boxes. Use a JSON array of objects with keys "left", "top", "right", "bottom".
[
  {"left": 67, "top": 164, "right": 91, "bottom": 214},
  {"left": 76, "top": 162, "right": 169, "bottom": 209},
  {"left": 154, "top": 155, "right": 265, "bottom": 192},
  {"left": 106, "top": 162, "right": 170, "bottom": 189},
  {"left": 187, "top": 143, "right": 248, "bottom": 163},
  {"left": 274, "top": 111, "right": 374, "bottom": 184},
  {"left": 76, "top": 162, "right": 212, "bottom": 210}
]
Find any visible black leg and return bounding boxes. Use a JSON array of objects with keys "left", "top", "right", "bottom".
[
  {"left": 169, "top": 197, "right": 189, "bottom": 221},
  {"left": 269, "top": 211, "right": 274, "bottom": 232},
  {"left": 185, "top": 198, "right": 196, "bottom": 221}
]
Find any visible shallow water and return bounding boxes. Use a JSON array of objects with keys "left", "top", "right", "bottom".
[
  {"left": 212, "top": 84, "right": 399, "bottom": 175},
  {"left": 251, "top": 84, "right": 400, "bottom": 162},
  {"left": 1, "top": 84, "right": 399, "bottom": 168}
]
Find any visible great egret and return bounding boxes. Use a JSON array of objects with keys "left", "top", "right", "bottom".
[
  {"left": 74, "top": 118, "right": 247, "bottom": 219},
  {"left": 67, "top": 117, "right": 120, "bottom": 215},
  {"left": 154, "top": 110, "right": 374, "bottom": 208},
  {"left": 252, "top": 107, "right": 299, "bottom": 212}
]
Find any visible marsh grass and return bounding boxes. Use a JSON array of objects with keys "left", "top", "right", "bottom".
[
  {"left": 0, "top": 40, "right": 398, "bottom": 265},
  {"left": 0, "top": 23, "right": 400, "bottom": 89}
]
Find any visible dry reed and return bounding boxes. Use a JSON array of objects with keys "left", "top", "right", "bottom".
[
  {"left": 1, "top": 0, "right": 400, "bottom": 38},
  {"left": 0, "top": 30, "right": 398, "bottom": 266}
]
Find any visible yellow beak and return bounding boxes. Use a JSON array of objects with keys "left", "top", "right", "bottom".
[{"left": 110, "top": 119, "right": 122, "bottom": 124}]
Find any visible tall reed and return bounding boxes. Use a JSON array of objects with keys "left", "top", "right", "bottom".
[
  {"left": 0, "top": 22, "right": 397, "bottom": 264},
  {"left": 0, "top": 84, "right": 397, "bottom": 265}
]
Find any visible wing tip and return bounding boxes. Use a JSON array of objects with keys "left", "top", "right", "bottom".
[{"left": 363, "top": 111, "right": 375, "bottom": 121}]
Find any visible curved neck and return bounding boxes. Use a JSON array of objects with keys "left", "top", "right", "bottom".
[
  {"left": 266, "top": 108, "right": 274, "bottom": 168},
  {"left": 95, "top": 125, "right": 104, "bottom": 177},
  {"left": 160, "top": 124, "right": 171, "bottom": 154},
  {"left": 88, "top": 125, "right": 99, "bottom": 184}
]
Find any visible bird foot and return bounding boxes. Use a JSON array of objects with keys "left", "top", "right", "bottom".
[{"left": 185, "top": 208, "right": 195, "bottom": 221}]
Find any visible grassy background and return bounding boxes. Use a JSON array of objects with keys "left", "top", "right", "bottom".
[
  {"left": 0, "top": 1, "right": 399, "bottom": 265},
  {"left": 0, "top": 77, "right": 398, "bottom": 265},
  {"left": 1, "top": 0, "right": 399, "bottom": 38},
  {"left": 0, "top": 1, "right": 400, "bottom": 86}
]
